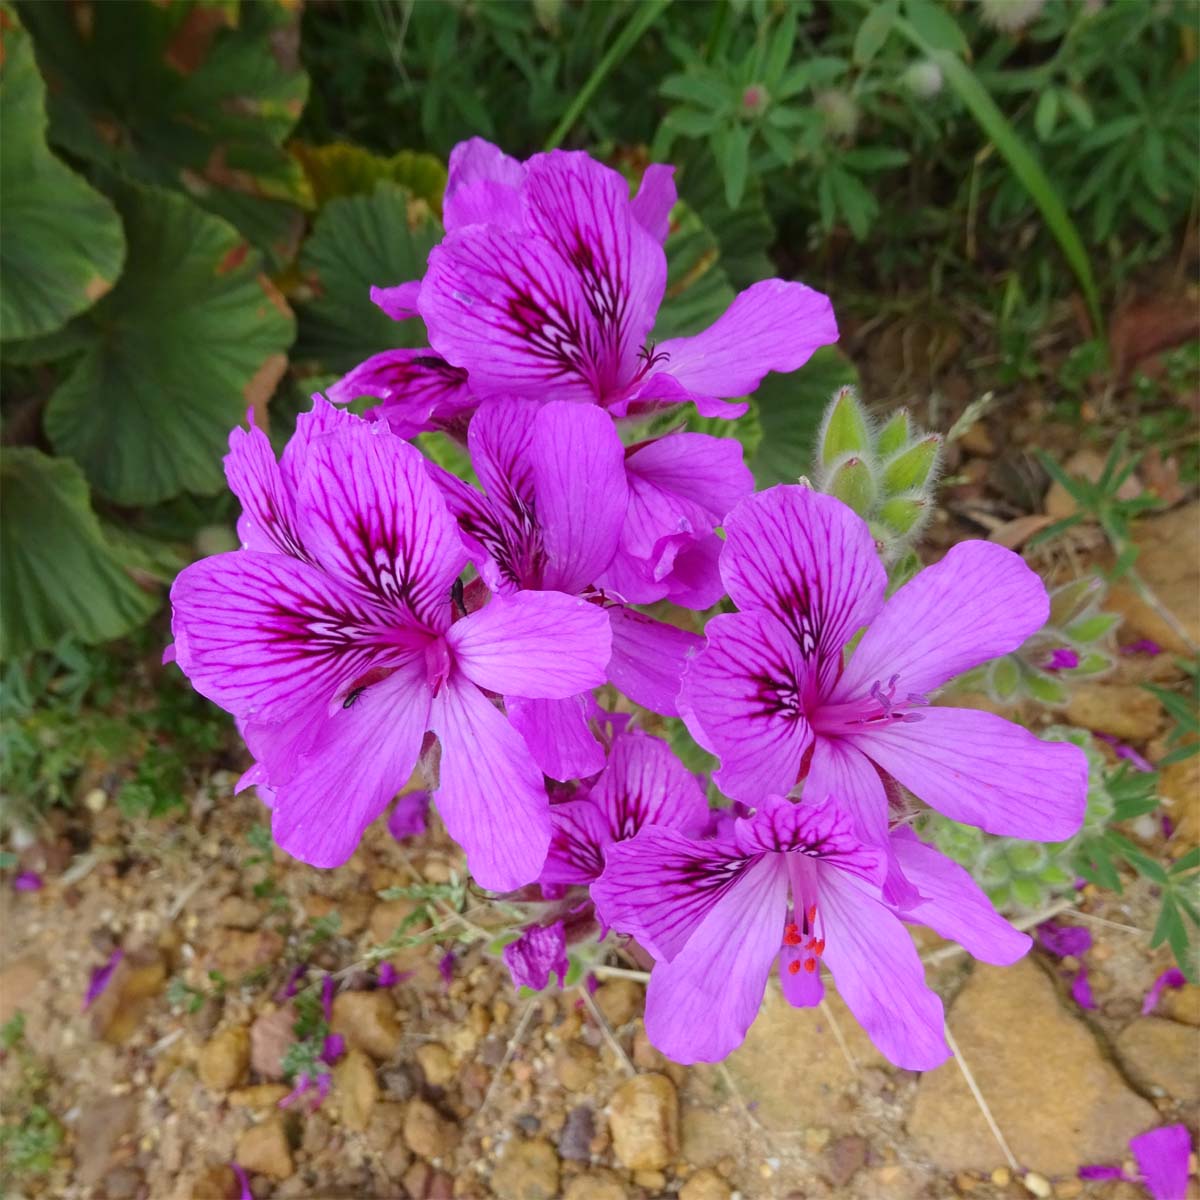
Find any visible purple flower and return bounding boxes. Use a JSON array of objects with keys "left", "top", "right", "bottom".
[
  {"left": 1095, "top": 732, "right": 1154, "bottom": 772},
  {"left": 376, "top": 962, "right": 400, "bottom": 988},
  {"left": 1071, "top": 964, "right": 1097, "bottom": 1010},
  {"left": 437, "top": 950, "right": 456, "bottom": 986},
  {"left": 231, "top": 1161, "right": 253, "bottom": 1200},
  {"left": 168, "top": 402, "right": 611, "bottom": 890},
  {"left": 434, "top": 397, "right": 720, "bottom": 778},
  {"left": 1121, "top": 639, "right": 1162, "bottom": 656},
  {"left": 1037, "top": 920, "right": 1092, "bottom": 959},
  {"left": 592, "top": 795, "right": 1029, "bottom": 1066},
  {"left": 1142, "top": 967, "right": 1187, "bottom": 1015},
  {"left": 1081, "top": 1124, "right": 1193, "bottom": 1200},
  {"left": 540, "top": 729, "right": 709, "bottom": 886},
  {"left": 388, "top": 790, "right": 430, "bottom": 842},
  {"left": 320, "top": 1033, "right": 346, "bottom": 1065},
  {"left": 279, "top": 1071, "right": 331, "bottom": 1112},
  {"left": 278, "top": 964, "right": 307, "bottom": 1000},
  {"left": 83, "top": 948, "right": 123, "bottom": 1011},
  {"left": 1044, "top": 647, "right": 1079, "bottom": 671},
  {"left": 337, "top": 142, "right": 837, "bottom": 433},
  {"left": 679, "top": 487, "right": 1088, "bottom": 881},
  {"left": 13, "top": 871, "right": 43, "bottom": 892},
  {"left": 503, "top": 921, "right": 570, "bottom": 992}
]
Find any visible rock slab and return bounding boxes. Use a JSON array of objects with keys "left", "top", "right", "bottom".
[{"left": 608, "top": 1073, "right": 679, "bottom": 1170}]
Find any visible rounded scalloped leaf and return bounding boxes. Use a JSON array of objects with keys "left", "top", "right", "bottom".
[
  {"left": 1, "top": 447, "right": 159, "bottom": 657},
  {"left": 652, "top": 202, "right": 737, "bottom": 341},
  {"left": 750, "top": 345, "right": 860, "bottom": 487},
  {"left": 19, "top": 0, "right": 310, "bottom": 265},
  {"left": 0, "top": 8, "right": 125, "bottom": 341},
  {"left": 43, "top": 183, "right": 295, "bottom": 505},
  {"left": 291, "top": 141, "right": 448, "bottom": 213},
  {"left": 296, "top": 182, "right": 442, "bottom": 374}
]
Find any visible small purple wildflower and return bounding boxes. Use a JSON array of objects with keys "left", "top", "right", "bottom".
[
  {"left": 1095, "top": 732, "right": 1154, "bottom": 772},
  {"left": 1037, "top": 921, "right": 1092, "bottom": 959},
  {"left": 503, "top": 921, "right": 569, "bottom": 992},
  {"left": 437, "top": 950, "right": 456, "bottom": 987},
  {"left": 83, "top": 948, "right": 123, "bottom": 1011},
  {"left": 1071, "top": 964, "right": 1097, "bottom": 1010},
  {"left": 320, "top": 1033, "right": 346, "bottom": 1065},
  {"left": 1078, "top": 1164, "right": 1126, "bottom": 1181},
  {"left": 387, "top": 790, "right": 431, "bottom": 842},
  {"left": 1141, "top": 967, "right": 1187, "bottom": 1016},
  {"left": 1121, "top": 639, "right": 1162, "bottom": 656},
  {"left": 1044, "top": 647, "right": 1080, "bottom": 671},
  {"left": 277, "top": 964, "right": 306, "bottom": 1000},
  {"left": 376, "top": 962, "right": 400, "bottom": 988},
  {"left": 231, "top": 1161, "right": 253, "bottom": 1200},
  {"left": 13, "top": 871, "right": 43, "bottom": 892}
]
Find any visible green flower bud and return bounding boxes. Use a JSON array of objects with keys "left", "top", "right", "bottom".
[
  {"left": 819, "top": 387, "right": 872, "bottom": 468},
  {"left": 1065, "top": 613, "right": 1121, "bottom": 644},
  {"left": 827, "top": 455, "right": 875, "bottom": 517},
  {"left": 990, "top": 655, "right": 1021, "bottom": 700},
  {"left": 875, "top": 409, "right": 910, "bottom": 458},
  {"left": 881, "top": 434, "right": 941, "bottom": 495},
  {"left": 1048, "top": 576, "right": 1105, "bottom": 627},
  {"left": 877, "top": 495, "right": 927, "bottom": 537}
]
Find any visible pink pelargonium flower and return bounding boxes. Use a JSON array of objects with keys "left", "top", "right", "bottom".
[
  {"left": 168, "top": 401, "right": 611, "bottom": 890},
  {"left": 592, "top": 795, "right": 1029, "bottom": 1067},
  {"left": 434, "top": 397, "right": 745, "bottom": 778},
  {"left": 334, "top": 140, "right": 837, "bottom": 434},
  {"left": 679, "top": 487, "right": 1088, "bottom": 883},
  {"left": 503, "top": 921, "right": 570, "bottom": 992},
  {"left": 540, "top": 728, "right": 710, "bottom": 887}
]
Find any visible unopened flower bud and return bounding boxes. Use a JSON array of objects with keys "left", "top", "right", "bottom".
[
  {"left": 877, "top": 495, "right": 927, "bottom": 537},
  {"left": 740, "top": 83, "right": 770, "bottom": 119},
  {"left": 819, "top": 386, "right": 871, "bottom": 468},
  {"left": 979, "top": 0, "right": 1047, "bottom": 33},
  {"left": 881, "top": 434, "right": 941, "bottom": 495},
  {"left": 901, "top": 60, "right": 943, "bottom": 99},
  {"left": 816, "top": 89, "right": 859, "bottom": 140},
  {"left": 875, "top": 409, "right": 910, "bottom": 458},
  {"left": 827, "top": 456, "right": 875, "bottom": 518}
]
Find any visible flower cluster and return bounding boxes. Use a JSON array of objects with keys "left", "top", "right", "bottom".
[{"left": 169, "top": 139, "right": 1087, "bottom": 1069}]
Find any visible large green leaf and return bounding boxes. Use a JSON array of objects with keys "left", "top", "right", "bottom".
[
  {"left": 652, "top": 203, "right": 736, "bottom": 341},
  {"left": 0, "top": 7, "right": 125, "bottom": 341},
  {"left": 292, "top": 142, "right": 447, "bottom": 214},
  {"left": 750, "top": 346, "right": 859, "bottom": 487},
  {"left": 43, "top": 183, "right": 296, "bottom": 505},
  {"left": 296, "top": 183, "right": 442, "bottom": 374},
  {"left": 0, "top": 447, "right": 158, "bottom": 657},
  {"left": 19, "top": 0, "right": 311, "bottom": 265}
]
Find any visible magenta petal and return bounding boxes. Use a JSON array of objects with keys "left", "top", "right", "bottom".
[
  {"left": 779, "top": 941, "right": 826, "bottom": 1008},
  {"left": 592, "top": 730, "right": 710, "bottom": 841},
  {"left": 592, "top": 827, "right": 760, "bottom": 963},
  {"left": 891, "top": 829, "right": 1031, "bottom": 965},
  {"left": 1078, "top": 1165, "right": 1128, "bottom": 1181},
  {"left": 448, "top": 591, "right": 611, "bottom": 699},
  {"left": 531, "top": 402, "right": 628, "bottom": 593},
  {"left": 429, "top": 677, "right": 551, "bottom": 891},
  {"left": 1130, "top": 1124, "right": 1193, "bottom": 1200},
  {"left": 649, "top": 278, "right": 838, "bottom": 408},
  {"left": 630, "top": 163, "right": 676, "bottom": 244},
  {"left": 721, "top": 487, "right": 886, "bottom": 665},
  {"left": 224, "top": 420, "right": 306, "bottom": 559},
  {"left": 805, "top": 736, "right": 890, "bottom": 846},
  {"left": 13, "top": 871, "right": 43, "bottom": 892},
  {"left": 541, "top": 798, "right": 613, "bottom": 886},
  {"left": 1071, "top": 965, "right": 1097, "bottom": 1009},
  {"left": 270, "top": 660, "right": 431, "bottom": 868},
  {"left": 816, "top": 868, "right": 949, "bottom": 1070},
  {"left": 370, "top": 280, "right": 422, "bottom": 321},
  {"left": 467, "top": 395, "right": 540, "bottom": 505},
  {"left": 681, "top": 611, "right": 814, "bottom": 803},
  {"left": 605, "top": 605, "right": 701, "bottom": 717},
  {"left": 852, "top": 707, "right": 1088, "bottom": 842},
  {"left": 1141, "top": 967, "right": 1187, "bottom": 1015},
  {"left": 444, "top": 136, "right": 525, "bottom": 231},
  {"left": 508, "top": 695, "right": 606, "bottom": 782},
  {"left": 838, "top": 541, "right": 1051, "bottom": 701},
  {"left": 231, "top": 1160, "right": 253, "bottom": 1200},
  {"left": 1037, "top": 920, "right": 1092, "bottom": 959},
  {"left": 503, "top": 921, "right": 569, "bottom": 991},
  {"left": 388, "top": 790, "right": 431, "bottom": 842},
  {"left": 642, "top": 856, "right": 790, "bottom": 1063},
  {"left": 294, "top": 422, "right": 466, "bottom": 630},
  {"left": 83, "top": 948, "right": 124, "bottom": 1011}
]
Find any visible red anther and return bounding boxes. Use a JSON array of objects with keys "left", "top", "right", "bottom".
[
  {"left": 783, "top": 923, "right": 802, "bottom": 946},
  {"left": 812, "top": 938, "right": 825, "bottom": 956},
  {"left": 787, "top": 959, "right": 801, "bottom": 975},
  {"left": 803, "top": 958, "right": 817, "bottom": 973},
  {"left": 807, "top": 905, "right": 817, "bottom": 925}
]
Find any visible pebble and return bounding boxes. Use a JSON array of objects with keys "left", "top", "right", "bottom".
[
  {"left": 207, "top": 928, "right": 284, "bottom": 976},
  {"left": 403, "top": 1098, "right": 460, "bottom": 1159},
  {"left": 197, "top": 1025, "right": 250, "bottom": 1091},
  {"left": 593, "top": 979, "right": 642, "bottom": 1027},
  {"left": 557, "top": 1104, "right": 595, "bottom": 1161},
  {"left": 331, "top": 989, "right": 402, "bottom": 1061},
  {"left": 228, "top": 1084, "right": 290, "bottom": 1108},
  {"left": 633, "top": 1168, "right": 667, "bottom": 1190},
  {"left": 824, "top": 1134, "right": 869, "bottom": 1187},
  {"left": 555, "top": 1043, "right": 599, "bottom": 1092},
  {"left": 214, "top": 895, "right": 263, "bottom": 930},
  {"left": 608, "top": 1073, "right": 678, "bottom": 1171},
  {"left": 1115, "top": 1016, "right": 1200, "bottom": 1102},
  {"left": 491, "top": 1137, "right": 561, "bottom": 1200},
  {"left": 679, "top": 1169, "right": 732, "bottom": 1200},
  {"left": 75, "top": 1094, "right": 138, "bottom": 1185},
  {"left": 235, "top": 1117, "right": 294, "bottom": 1180},
  {"left": 335, "top": 1047, "right": 379, "bottom": 1131},
  {"left": 416, "top": 1041, "right": 456, "bottom": 1087},
  {"left": 562, "top": 1172, "right": 628, "bottom": 1200},
  {"left": 1165, "top": 983, "right": 1200, "bottom": 1026},
  {"left": 249, "top": 1005, "right": 296, "bottom": 1080},
  {"left": 1022, "top": 1171, "right": 1052, "bottom": 1198},
  {"left": 1064, "top": 683, "right": 1163, "bottom": 742}
]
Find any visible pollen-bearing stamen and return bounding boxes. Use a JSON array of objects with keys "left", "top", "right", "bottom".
[{"left": 781, "top": 903, "right": 826, "bottom": 975}]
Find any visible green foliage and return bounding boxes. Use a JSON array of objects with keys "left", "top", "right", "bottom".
[
  {"left": 0, "top": 1008, "right": 63, "bottom": 1191},
  {"left": 1145, "top": 658, "right": 1200, "bottom": 768}
]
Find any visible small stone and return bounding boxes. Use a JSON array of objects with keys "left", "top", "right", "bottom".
[
  {"left": 824, "top": 1134, "right": 869, "bottom": 1187},
  {"left": 416, "top": 1041, "right": 456, "bottom": 1087},
  {"left": 330, "top": 989, "right": 402, "bottom": 1062},
  {"left": 250, "top": 1006, "right": 296, "bottom": 1081},
  {"left": 1022, "top": 1171, "right": 1052, "bottom": 1198},
  {"left": 555, "top": 1043, "right": 599, "bottom": 1092},
  {"left": 75, "top": 1096, "right": 138, "bottom": 1185},
  {"left": 208, "top": 929, "right": 284, "bottom": 977},
  {"left": 215, "top": 895, "right": 263, "bottom": 930},
  {"left": 680, "top": 1108, "right": 742, "bottom": 1169},
  {"left": 633, "top": 1169, "right": 666, "bottom": 1190},
  {"left": 1056, "top": 1181, "right": 1084, "bottom": 1198},
  {"left": 365, "top": 1099, "right": 406, "bottom": 1151},
  {"left": 190, "top": 1165, "right": 240, "bottom": 1200},
  {"left": 1164, "top": 983, "right": 1200, "bottom": 1026},
  {"left": 382, "top": 1063, "right": 418, "bottom": 1101},
  {"left": 557, "top": 1105, "right": 595, "bottom": 1161},
  {"left": 0, "top": 956, "right": 44, "bottom": 1027},
  {"left": 1115, "top": 1016, "right": 1200, "bottom": 1102},
  {"left": 90, "top": 949, "right": 167, "bottom": 1044},
  {"left": 84, "top": 787, "right": 108, "bottom": 812},
  {"left": 680, "top": 1169, "right": 732, "bottom": 1200},
  {"left": 593, "top": 979, "right": 641, "bottom": 1027},
  {"left": 335, "top": 1047, "right": 379, "bottom": 1131},
  {"left": 403, "top": 1161, "right": 432, "bottom": 1198},
  {"left": 608, "top": 1073, "right": 678, "bottom": 1171},
  {"left": 403, "top": 1098, "right": 459, "bottom": 1159},
  {"left": 491, "top": 1137, "right": 561, "bottom": 1200},
  {"left": 236, "top": 1117, "right": 294, "bottom": 1180},
  {"left": 1064, "top": 684, "right": 1162, "bottom": 742},
  {"left": 563, "top": 1171, "right": 628, "bottom": 1200},
  {"left": 228, "top": 1084, "right": 290, "bottom": 1108},
  {"left": 100, "top": 1166, "right": 142, "bottom": 1199},
  {"left": 991, "top": 1167, "right": 1012, "bottom": 1185},
  {"left": 956, "top": 1173, "right": 979, "bottom": 1194},
  {"left": 198, "top": 1025, "right": 250, "bottom": 1091}
]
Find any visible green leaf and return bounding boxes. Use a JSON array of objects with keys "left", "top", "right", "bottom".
[
  {"left": 1064, "top": 613, "right": 1119, "bottom": 643},
  {"left": 892, "top": 18, "right": 1105, "bottom": 342},
  {"left": 660, "top": 72, "right": 728, "bottom": 110},
  {"left": 43, "top": 183, "right": 296, "bottom": 505},
  {"left": 853, "top": 1, "right": 897, "bottom": 67},
  {"left": 1034, "top": 89, "right": 1060, "bottom": 142},
  {"left": 20, "top": 0, "right": 311, "bottom": 266},
  {"left": 0, "top": 447, "right": 158, "bottom": 657},
  {"left": 664, "top": 107, "right": 724, "bottom": 138},
  {"left": 296, "top": 183, "right": 442, "bottom": 374},
  {"left": 751, "top": 347, "right": 860, "bottom": 487},
  {"left": 292, "top": 142, "right": 447, "bottom": 213},
  {"left": 903, "top": 0, "right": 968, "bottom": 54},
  {"left": 0, "top": 6, "right": 125, "bottom": 341},
  {"left": 652, "top": 204, "right": 736, "bottom": 341},
  {"left": 715, "top": 124, "right": 750, "bottom": 209}
]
